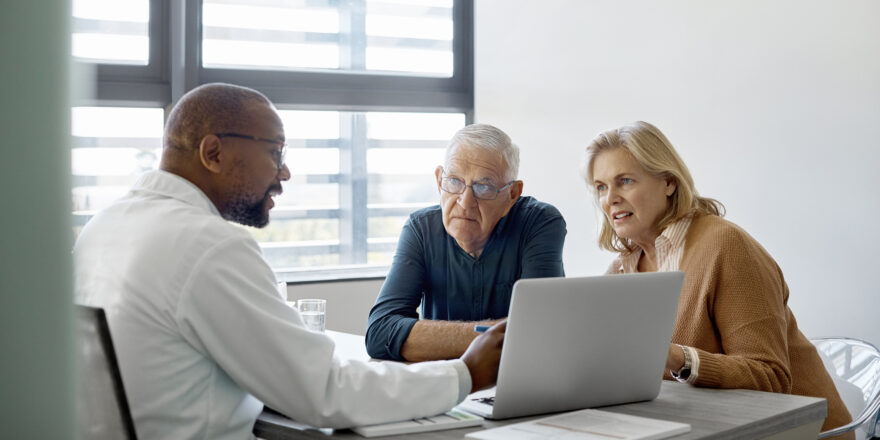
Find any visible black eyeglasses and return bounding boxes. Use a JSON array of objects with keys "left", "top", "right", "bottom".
[
  {"left": 216, "top": 132, "right": 287, "bottom": 170},
  {"left": 439, "top": 169, "right": 514, "bottom": 200}
]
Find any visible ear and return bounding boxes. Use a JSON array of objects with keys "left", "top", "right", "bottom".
[
  {"left": 509, "top": 180, "right": 524, "bottom": 201},
  {"left": 434, "top": 166, "right": 443, "bottom": 193},
  {"left": 665, "top": 177, "right": 677, "bottom": 197},
  {"left": 198, "top": 134, "right": 223, "bottom": 174}
]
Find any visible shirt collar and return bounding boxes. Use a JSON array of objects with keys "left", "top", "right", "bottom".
[
  {"left": 132, "top": 170, "right": 222, "bottom": 217},
  {"left": 660, "top": 214, "right": 692, "bottom": 253},
  {"left": 619, "top": 214, "right": 693, "bottom": 273}
]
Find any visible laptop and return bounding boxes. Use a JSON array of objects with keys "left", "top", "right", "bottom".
[{"left": 459, "top": 271, "right": 683, "bottom": 420}]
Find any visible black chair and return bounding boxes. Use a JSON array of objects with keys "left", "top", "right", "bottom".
[{"left": 75, "top": 304, "right": 138, "bottom": 440}]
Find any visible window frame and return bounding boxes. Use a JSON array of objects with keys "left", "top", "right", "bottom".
[{"left": 73, "top": 0, "right": 474, "bottom": 283}]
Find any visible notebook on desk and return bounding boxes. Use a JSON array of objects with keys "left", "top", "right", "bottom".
[{"left": 459, "top": 272, "right": 684, "bottom": 420}]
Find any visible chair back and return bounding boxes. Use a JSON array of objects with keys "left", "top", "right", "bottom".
[
  {"left": 75, "top": 304, "right": 138, "bottom": 440},
  {"left": 813, "top": 337, "right": 880, "bottom": 440}
]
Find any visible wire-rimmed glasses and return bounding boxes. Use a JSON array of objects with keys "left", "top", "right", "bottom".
[
  {"left": 439, "top": 169, "right": 514, "bottom": 200},
  {"left": 216, "top": 132, "right": 287, "bottom": 170}
]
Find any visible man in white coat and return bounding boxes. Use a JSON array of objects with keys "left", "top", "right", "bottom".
[{"left": 74, "top": 83, "right": 506, "bottom": 440}]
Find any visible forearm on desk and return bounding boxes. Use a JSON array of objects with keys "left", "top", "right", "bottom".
[{"left": 401, "top": 319, "right": 502, "bottom": 362}]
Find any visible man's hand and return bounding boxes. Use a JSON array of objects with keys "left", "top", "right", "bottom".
[{"left": 460, "top": 320, "right": 507, "bottom": 393}]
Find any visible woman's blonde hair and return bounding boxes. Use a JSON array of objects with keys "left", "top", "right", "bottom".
[{"left": 584, "top": 121, "right": 725, "bottom": 253}]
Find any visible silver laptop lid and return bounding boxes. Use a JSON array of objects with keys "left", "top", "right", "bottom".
[{"left": 491, "top": 272, "right": 683, "bottom": 419}]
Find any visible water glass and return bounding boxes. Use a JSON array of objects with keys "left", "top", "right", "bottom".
[{"left": 297, "top": 299, "right": 326, "bottom": 332}]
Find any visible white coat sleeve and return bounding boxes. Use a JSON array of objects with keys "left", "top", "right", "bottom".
[{"left": 174, "top": 234, "right": 470, "bottom": 428}]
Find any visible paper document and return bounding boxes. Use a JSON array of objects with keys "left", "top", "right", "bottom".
[
  {"left": 465, "top": 408, "right": 690, "bottom": 440},
  {"left": 352, "top": 408, "right": 483, "bottom": 438}
]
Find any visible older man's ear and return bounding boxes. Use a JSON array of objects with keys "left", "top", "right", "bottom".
[
  {"left": 434, "top": 166, "right": 444, "bottom": 192},
  {"left": 509, "top": 180, "right": 524, "bottom": 201}
]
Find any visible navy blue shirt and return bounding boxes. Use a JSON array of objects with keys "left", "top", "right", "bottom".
[{"left": 365, "top": 196, "right": 566, "bottom": 360}]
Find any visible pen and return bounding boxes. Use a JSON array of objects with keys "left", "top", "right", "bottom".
[{"left": 474, "top": 325, "right": 490, "bottom": 333}]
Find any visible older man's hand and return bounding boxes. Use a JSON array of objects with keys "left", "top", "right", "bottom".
[{"left": 460, "top": 320, "right": 507, "bottom": 393}]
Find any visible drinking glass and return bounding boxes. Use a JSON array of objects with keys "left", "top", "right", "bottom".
[{"left": 297, "top": 299, "right": 326, "bottom": 332}]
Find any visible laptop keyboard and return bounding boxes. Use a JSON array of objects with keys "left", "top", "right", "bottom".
[{"left": 472, "top": 396, "right": 495, "bottom": 406}]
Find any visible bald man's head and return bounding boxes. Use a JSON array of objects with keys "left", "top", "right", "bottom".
[
  {"left": 159, "top": 83, "right": 290, "bottom": 228},
  {"left": 164, "top": 83, "right": 272, "bottom": 153}
]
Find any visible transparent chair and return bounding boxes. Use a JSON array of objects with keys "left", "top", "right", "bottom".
[{"left": 812, "top": 337, "right": 880, "bottom": 440}]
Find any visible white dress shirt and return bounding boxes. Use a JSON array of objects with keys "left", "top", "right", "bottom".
[{"left": 74, "top": 170, "right": 471, "bottom": 440}]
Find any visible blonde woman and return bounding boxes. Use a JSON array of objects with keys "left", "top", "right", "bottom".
[{"left": 584, "top": 121, "right": 852, "bottom": 437}]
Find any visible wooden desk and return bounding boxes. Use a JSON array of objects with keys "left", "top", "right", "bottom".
[{"left": 255, "top": 331, "right": 826, "bottom": 440}]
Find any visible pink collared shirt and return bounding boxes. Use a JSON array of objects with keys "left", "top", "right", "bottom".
[{"left": 616, "top": 215, "right": 700, "bottom": 384}]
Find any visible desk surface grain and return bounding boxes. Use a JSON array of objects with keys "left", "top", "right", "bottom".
[
  {"left": 255, "top": 381, "right": 825, "bottom": 440},
  {"left": 254, "top": 332, "right": 826, "bottom": 440}
]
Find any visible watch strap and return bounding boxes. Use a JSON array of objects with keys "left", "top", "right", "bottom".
[{"left": 671, "top": 344, "right": 692, "bottom": 382}]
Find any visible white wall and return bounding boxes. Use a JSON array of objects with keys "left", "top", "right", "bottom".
[{"left": 474, "top": 0, "right": 880, "bottom": 343}]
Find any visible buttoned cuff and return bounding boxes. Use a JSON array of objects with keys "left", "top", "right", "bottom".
[{"left": 449, "top": 359, "right": 473, "bottom": 403}]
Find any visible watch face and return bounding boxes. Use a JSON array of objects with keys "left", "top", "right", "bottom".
[
  {"left": 672, "top": 367, "right": 691, "bottom": 381},
  {"left": 674, "top": 345, "right": 692, "bottom": 380}
]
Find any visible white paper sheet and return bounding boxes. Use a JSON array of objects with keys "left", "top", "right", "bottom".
[{"left": 466, "top": 409, "right": 690, "bottom": 440}]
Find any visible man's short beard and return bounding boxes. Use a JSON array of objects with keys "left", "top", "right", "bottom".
[{"left": 223, "top": 186, "right": 273, "bottom": 228}]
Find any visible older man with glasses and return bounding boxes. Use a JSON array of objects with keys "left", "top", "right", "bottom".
[{"left": 367, "top": 124, "right": 567, "bottom": 361}]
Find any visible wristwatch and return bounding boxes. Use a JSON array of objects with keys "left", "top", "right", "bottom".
[{"left": 671, "top": 344, "right": 692, "bottom": 382}]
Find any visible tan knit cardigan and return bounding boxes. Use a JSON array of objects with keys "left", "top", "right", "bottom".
[{"left": 611, "top": 213, "right": 852, "bottom": 436}]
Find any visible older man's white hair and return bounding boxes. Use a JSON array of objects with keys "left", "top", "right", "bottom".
[{"left": 445, "top": 123, "right": 520, "bottom": 182}]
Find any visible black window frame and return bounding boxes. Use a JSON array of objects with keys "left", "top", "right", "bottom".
[{"left": 73, "top": 0, "right": 474, "bottom": 283}]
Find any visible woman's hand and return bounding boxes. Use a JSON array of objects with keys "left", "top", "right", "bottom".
[{"left": 666, "top": 343, "right": 685, "bottom": 372}]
